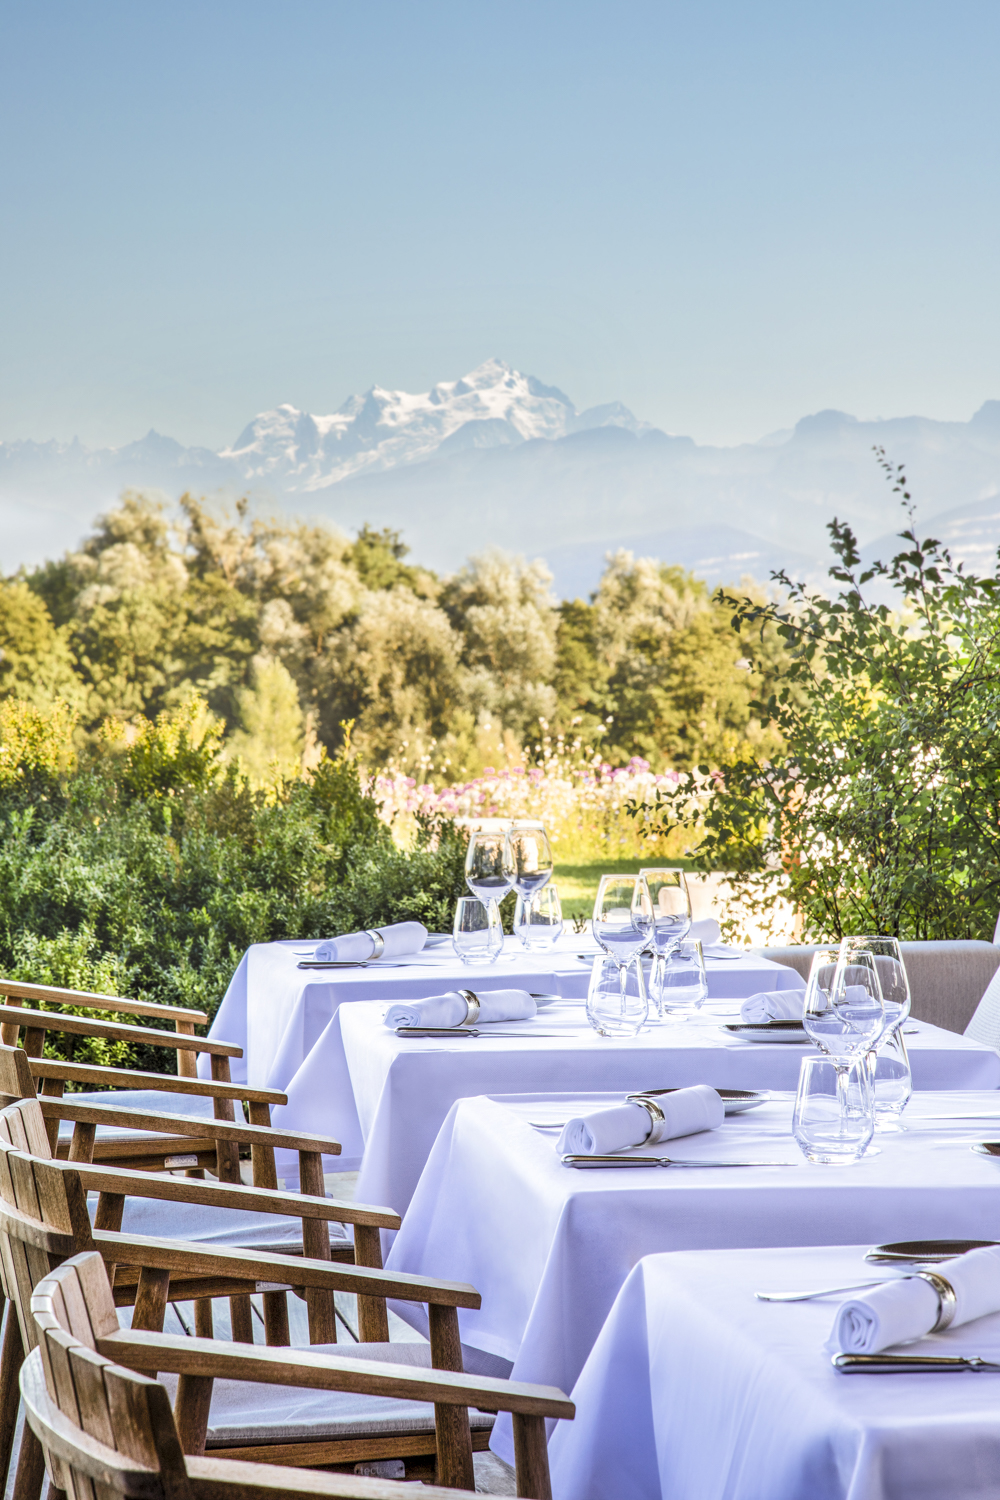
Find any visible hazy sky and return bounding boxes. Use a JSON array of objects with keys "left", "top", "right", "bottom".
[{"left": 2, "top": 0, "right": 999, "bottom": 449}]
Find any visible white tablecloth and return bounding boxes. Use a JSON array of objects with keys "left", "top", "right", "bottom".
[
  {"left": 549, "top": 1244, "right": 1000, "bottom": 1500},
  {"left": 201, "top": 937, "right": 803, "bottom": 1173},
  {"left": 320, "top": 1005, "right": 998, "bottom": 1208},
  {"left": 384, "top": 1089, "right": 1000, "bottom": 1465}
]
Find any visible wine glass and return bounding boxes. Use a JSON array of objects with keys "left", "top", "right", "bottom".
[
  {"left": 843, "top": 936, "right": 912, "bottom": 1128},
  {"left": 465, "top": 829, "right": 514, "bottom": 932},
  {"left": 592, "top": 875, "right": 654, "bottom": 1018},
  {"left": 640, "top": 867, "right": 692, "bottom": 1015},
  {"left": 503, "top": 822, "right": 554, "bottom": 901},
  {"left": 514, "top": 885, "right": 564, "bottom": 950},
  {"left": 803, "top": 947, "right": 884, "bottom": 1145}
]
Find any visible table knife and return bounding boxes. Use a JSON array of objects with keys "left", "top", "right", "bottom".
[
  {"left": 833, "top": 1352, "right": 1000, "bottom": 1374},
  {"left": 297, "top": 960, "right": 409, "bottom": 969},
  {"left": 561, "top": 1154, "right": 800, "bottom": 1169},
  {"left": 394, "top": 1027, "right": 569, "bottom": 1038}
]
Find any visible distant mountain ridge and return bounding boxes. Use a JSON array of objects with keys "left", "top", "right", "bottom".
[{"left": 1, "top": 359, "right": 999, "bottom": 598}]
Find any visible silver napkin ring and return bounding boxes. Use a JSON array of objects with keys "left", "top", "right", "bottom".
[
  {"left": 366, "top": 930, "right": 385, "bottom": 960},
  {"left": 458, "top": 989, "right": 480, "bottom": 1025},
  {"left": 914, "top": 1270, "right": 957, "bottom": 1332},
  {"left": 632, "top": 1096, "right": 666, "bottom": 1144}
]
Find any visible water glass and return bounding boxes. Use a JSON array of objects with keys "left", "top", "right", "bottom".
[
  {"left": 504, "top": 821, "right": 554, "bottom": 901},
  {"left": 452, "top": 896, "right": 503, "bottom": 965},
  {"left": 656, "top": 940, "right": 708, "bottom": 1018},
  {"left": 865, "top": 1026, "right": 912, "bottom": 1129},
  {"left": 793, "top": 1055, "right": 875, "bottom": 1164},
  {"left": 586, "top": 954, "right": 649, "bottom": 1038},
  {"left": 514, "top": 885, "right": 564, "bottom": 950}
]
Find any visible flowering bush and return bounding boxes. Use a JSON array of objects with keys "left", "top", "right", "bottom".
[{"left": 370, "top": 728, "right": 691, "bottom": 863}]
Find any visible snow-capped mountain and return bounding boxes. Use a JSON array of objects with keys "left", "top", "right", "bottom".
[{"left": 221, "top": 358, "right": 650, "bottom": 489}]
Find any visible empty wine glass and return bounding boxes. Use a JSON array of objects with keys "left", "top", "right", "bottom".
[
  {"left": 514, "top": 885, "right": 564, "bottom": 949},
  {"left": 504, "top": 821, "right": 554, "bottom": 901},
  {"left": 465, "top": 829, "right": 514, "bottom": 930},
  {"left": 592, "top": 874, "right": 654, "bottom": 1018},
  {"left": 842, "top": 935, "right": 912, "bottom": 1129},
  {"left": 803, "top": 947, "right": 884, "bottom": 1141},
  {"left": 453, "top": 896, "right": 503, "bottom": 964},
  {"left": 640, "top": 867, "right": 692, "bottom": 1014}
]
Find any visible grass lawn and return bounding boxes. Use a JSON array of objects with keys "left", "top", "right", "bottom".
[{"left": 554, "top": 856, "right": 699, "bottom": 925}]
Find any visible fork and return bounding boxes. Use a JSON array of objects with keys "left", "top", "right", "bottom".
[{"left": 755, "top": 1278, "right": 901, "bottom": 1302}]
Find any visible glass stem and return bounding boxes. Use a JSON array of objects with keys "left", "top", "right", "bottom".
[
  {"left": 835, "top": 1062, "right": 851, "bottom": 1137},
  {"left": 619, "top": 959, "right": 629, "bottom": 1018}
]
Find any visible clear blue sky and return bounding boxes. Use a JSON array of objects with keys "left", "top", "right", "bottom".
[{"left": 2, "top": 0, "right": 998, "bottom": 449}]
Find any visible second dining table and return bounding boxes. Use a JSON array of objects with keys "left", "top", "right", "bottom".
[{"left": 384, "top": 1087, "right": 1000, "bottom": 1465}]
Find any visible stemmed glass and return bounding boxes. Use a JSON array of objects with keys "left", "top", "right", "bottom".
[
  {"left": 843, "top": 936, "right": 912, "bottom": 1128},
  {"left": 464, "top": 830, "right": 514, "bottom": 936},
  {"left": 803, "top": 947, "right": 885, "bottom": 1146},
  {"left": 640, "top": 867, "right": 692, "bottom": 1016},
  {"left": 592, "top": 875, "right": 654, "bottom": 1019},
  {"left": 503, "top": 821, "right": 554, "bottom": 901}
]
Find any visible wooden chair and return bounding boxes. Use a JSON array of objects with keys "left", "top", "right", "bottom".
[
  {"left": 0, "top": 978, "right": 207, "bottom": 1077},
  {"left": 0, "top": 1095, "right": 573, "bottom": 1493},
  {"left": 25, "top": 1252, "right": 569, "bottom": 1500}
]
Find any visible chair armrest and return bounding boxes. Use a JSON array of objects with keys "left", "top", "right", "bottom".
[
  {"left": 40, "top": 1099, "right": 343, "bottom": 1158},
  {"left": 186, "top": 1454, "right": 475, "bottom": 1499},
  {"left": 74, "top": 1161, "right": 398, "bottom": 1228},
  {"left": 0, "top": 979, "right": 208, "bottom": 1026},
  {"left": 27, "top": 1058, "right": 284, "bottom": 1106},
  {"left": 97, "top": 1329, "right": 573, "bottom": 1417},
  {"left": 0, "top": 1004, "right": 239, "bottom": 1058},
  {"left": 95, "top": 1231, "right": 476, "bottom": 1304}
]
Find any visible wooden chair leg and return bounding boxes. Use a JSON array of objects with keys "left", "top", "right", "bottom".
[
  {"left": 132, "top": 1267, "right": 171, "bottom": 1333},
  {"left": 11, "top": 1418, "right": 45, "bottom": 1500},
  {"left": 512, "top": 1412, "right": 552, "bottom": 1500},
  {"left": 229, "top": 1294, "right": 254, "bottom": 1344},
  {"left": 355, "top": 1223, "right": 390, "bottom": 1342},
  {"left": 174, "top": 1374, "right": 214, "bottom": 1455},
  {"left": 299, "top": 1150, "right": 336, "bottom": 1344},
  {"left": 210, "top": 1056, "right": 241, "bottom": 1183},
  {"left": 262, "top": 1290, "right": 290, "bottom": 1346},
  {"left": 194, "top": 1298, "right": 213, "bottom": 1338},
  {"left": 429, "top": 1304, "right": 474, "bottom": 1491},
  {"left": 0, "top": 1303, "right": 25, "bottom": 1495}
]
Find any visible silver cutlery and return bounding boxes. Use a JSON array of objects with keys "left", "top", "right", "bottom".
[
  {"left": 907, "top": 1113, "right": 1000, "bottom": 1122},
  {"left": 297, "top": 960, "right": 409, "bottom": 969},
  {"left": 561, "top": 1154, "right": 799, "bottom": 1169},
  {"left": 833, "top": 1352, "right": 1000, "bottom": 1374},
  {"left": 530, "top": 1120, "right": 567, "bottom": 1130},
  {"left": 756, "top": 1279, "right": 896, "bottom": 1302},
  {"left": 395, "top": 1027, "right": 568, "bottom": 1038}
]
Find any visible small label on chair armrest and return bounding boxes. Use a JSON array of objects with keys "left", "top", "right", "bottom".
[
  {"left": 254, "top": 1282, "right": 293, "bottom": 1293},
  {"left": 164, "top": 1154, "right": 200, "bottom": 1169}
]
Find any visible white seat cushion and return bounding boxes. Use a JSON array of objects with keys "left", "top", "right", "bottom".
[
  {"left": 57, "top": 1089, "right": 216, "bottom": 1148},
  {"left": 159, "top": 1342, "right": 494, "bottom": 1445}
]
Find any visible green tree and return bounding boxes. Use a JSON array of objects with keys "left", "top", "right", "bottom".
[{"left": 639, "top": 457, "right": 1000, "bottom": 941}]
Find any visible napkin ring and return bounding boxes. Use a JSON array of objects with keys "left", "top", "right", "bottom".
[
  {"left": 914, "top": 1270, "right": 957, "bottom": 1332},
  {"left": 366, "top": 930, "right": 385, "bottom": 960},
  {"left": 458, "top": 989, "right": 480, "bottom": 1026},
  {"left": 633, "top": 1096, "right": 666, "bottom": 1144}
]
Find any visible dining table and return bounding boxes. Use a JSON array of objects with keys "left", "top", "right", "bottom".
[
  {"left": 296, "top": 999, "right": 1000, "bottom": 1211},
  {"left": 383, "top": 1088, "right": 1000, "bottom": 1466},
  {"left": 547, "top": 1242, "right": 1000, "bottom": 1500},
  {"left": 199, "top": 933, "right": 806, "bottom": 1174}
]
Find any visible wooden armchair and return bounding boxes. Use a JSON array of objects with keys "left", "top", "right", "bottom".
[
  {"left": 0, "top": 1107, "right": 572, "bottom": 1496},
  {"left": 25, "top": 1252, "right": 570, "bottom": 1500},
  {"left": 0, "top": 977, "right": 208, "bottom": 1076}
]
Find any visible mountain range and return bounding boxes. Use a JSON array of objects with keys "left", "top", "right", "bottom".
[{"left": 2, "top": 357, "right": 999, "bottom": 598}]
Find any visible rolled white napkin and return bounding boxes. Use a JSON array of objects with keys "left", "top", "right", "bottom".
[
  {"left": 314, "top": 921, "right": 428, "bottom": 963},
  {"left": 740, "top": 986, "right": 806, "bottom": 1023},
  {"left": 829, "top": 1245, "right": 1000, "bottom": 1354},
  {"left": 385, "top": 988, "right": 537, "bottom": 1029},
  {"left": 556, "top": 1084, "right": 724, "bottom": 1156},
  {"left": 690, "top": 918, "right": 721, "bottom": 946}
]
